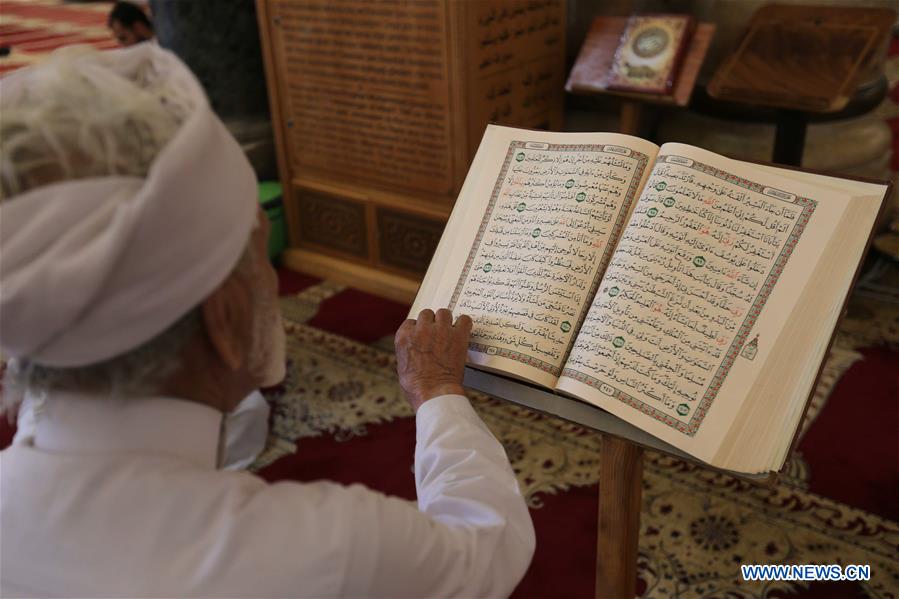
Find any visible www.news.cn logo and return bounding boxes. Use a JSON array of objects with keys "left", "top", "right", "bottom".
[{"left": 741, "top": 564, "right": 871, "bottom": 582}]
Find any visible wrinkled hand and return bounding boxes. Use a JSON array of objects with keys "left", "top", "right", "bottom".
[{"left": 394, "top": 308, "right": 473, "bottom": 412}]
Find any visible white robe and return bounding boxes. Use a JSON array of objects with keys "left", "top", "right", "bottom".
[{"left": 0, "top": 393, "right": 535, "bottom": 597}]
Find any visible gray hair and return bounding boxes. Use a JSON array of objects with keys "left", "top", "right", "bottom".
[
  {"left": 2, "top": 245, "right": 257, "bottom": 412},
  {"left": 6, "top": 308, "right": 201, "bottom": 401},
  {"left": 0, "top": 46, "right": 256, "bottom": 412}
]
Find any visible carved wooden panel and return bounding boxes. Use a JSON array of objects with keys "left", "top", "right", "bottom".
[
  {"left": 376, "top": 208, "right": 444, "bottom": 274},
  {"left": 257, "top": 0, "right": 566, "bottom": 298},
  {"left": 269, "top": 0, "right": 454, "bottom": 196},
  {"left": 464, "top": 0, "right": 566, "bottom": 158},
  {"left": 296, "top": 189, "right": 368, "bottom": 259}
]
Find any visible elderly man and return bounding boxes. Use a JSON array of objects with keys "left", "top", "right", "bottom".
[
  {"left": 108, "top": 2, "right": 155, "bottom": 47},
  {"left": 0, "top": 45, "right": 535, "bottom": 597}
]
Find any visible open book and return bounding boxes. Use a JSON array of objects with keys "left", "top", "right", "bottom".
[{"left": 412, "top": 125, "right": 889, "bottom": 475}]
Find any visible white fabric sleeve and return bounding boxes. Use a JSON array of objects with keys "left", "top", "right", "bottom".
[
  {"left": 196, "top": 395, "right": 534, "bottom": 598},
  {"left": 345, "top": 394, "right": 536, "bottom": 598}
]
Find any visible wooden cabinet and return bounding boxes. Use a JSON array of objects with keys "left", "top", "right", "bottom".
[{"left": 257, "top": 0, "right": 565, "bottom": 301}]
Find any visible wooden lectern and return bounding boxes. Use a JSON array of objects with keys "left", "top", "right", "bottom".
[
  {"left": 706, "top": 4, "right": 894, "bottom": 167},
  {"left": 566, "top": 16, "right": 716, "bottom": 137},
  {"left": 560, "top": 18, "right": 719, "bottom": 597}
]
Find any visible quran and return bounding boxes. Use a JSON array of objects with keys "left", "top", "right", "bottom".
[
  {"left": 605, "top": 14, "right": 694, "bottom": 94},
  {"left": 412, "top": 125, "right": 889, "bottom": 475}
]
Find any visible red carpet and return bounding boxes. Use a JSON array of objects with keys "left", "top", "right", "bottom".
[{"left": 799, "top": 347, "right": 899, "bottom": 521}]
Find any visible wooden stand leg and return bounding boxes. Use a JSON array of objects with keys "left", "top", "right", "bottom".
[
  {"left": 618, "top": 101, "right": 643, "bottom": 136},
  {"left": 772, "top": 109, "right": 808, "bottom": 167},
  {"left": 596, "top": 435, "right": 644, "bottom": 599}
]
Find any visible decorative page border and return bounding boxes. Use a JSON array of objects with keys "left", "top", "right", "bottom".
[
  {"left": 561, "top": 156, "right": 818, "bottom": 436},
  {"left": 449, "top": 141, "right": 650, "bottom": 376}
]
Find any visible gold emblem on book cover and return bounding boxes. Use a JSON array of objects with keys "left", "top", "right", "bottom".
[{"left": 633, "top": 26, "right": 670, "bottom": 59}]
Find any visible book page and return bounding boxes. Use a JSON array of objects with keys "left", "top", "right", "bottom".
[
  {"left": 557, "top": 143, "right": 848, "bottom": 457},
  {"left": 712, "top": 167, "right": 888, "bottom": 472},
  {"left": 411, "top": 125, "right": 658, "bottom": 388}
]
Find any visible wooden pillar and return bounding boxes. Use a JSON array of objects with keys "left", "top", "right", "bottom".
[
  {"left": 596, "top": 435, "right": 644, "bottom": 599},
  {"left": 618, "top": 101, "right": 643, "bottom": 136}
]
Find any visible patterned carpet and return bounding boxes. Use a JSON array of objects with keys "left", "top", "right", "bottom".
[{"left": 254, "top": 273, "right": 899, "bottom": 598}]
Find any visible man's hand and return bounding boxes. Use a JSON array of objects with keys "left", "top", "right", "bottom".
[{"left": 394, "top": 308, "right": 473, "bottom": 412}]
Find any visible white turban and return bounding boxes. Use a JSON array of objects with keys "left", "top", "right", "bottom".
[{"left": 0, "top": 44, "right": 258, "bottom": 367}]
